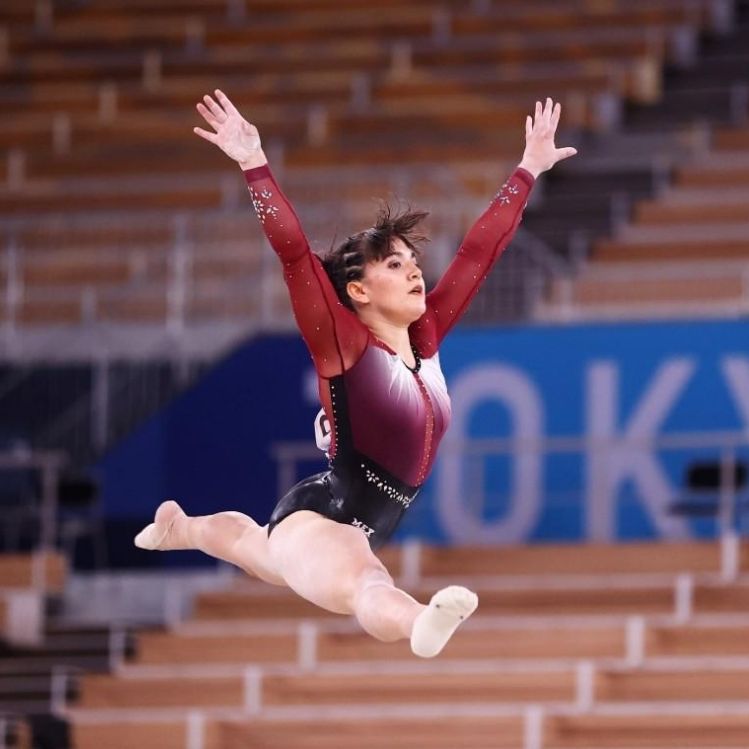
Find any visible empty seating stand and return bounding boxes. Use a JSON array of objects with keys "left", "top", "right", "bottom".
[
  {"left": 542, "top": 143, "right": 749, "bottom": 319},
  {"left": 0, "top": 552, "right": 66, "bottom": 648},
  {"left": 0, "top": 0, "right": 724, "bottom": 336},
  {"left": 538, "top": 4, "right": 749, "bottom": 321},
  {"left": 64, "top": 538, "right": 749, "bottom": 749},
  {"left": 0, "top": 552, "right": 66, "bottom": 594},
  {"left": 0, "top": 553, "right": 68, "bottom": 748}
]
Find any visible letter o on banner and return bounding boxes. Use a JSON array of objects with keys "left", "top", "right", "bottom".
[{"left": 436, "top": 365, "right": 544, "bottom": 544}]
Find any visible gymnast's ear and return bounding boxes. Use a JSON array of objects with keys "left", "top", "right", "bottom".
[{"left": 346, "top": 280, "right": 369, "bottom": 306}]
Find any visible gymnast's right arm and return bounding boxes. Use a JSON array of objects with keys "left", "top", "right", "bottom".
[{"left": 193, "top": 89, "right": 362, "bottom": 377}]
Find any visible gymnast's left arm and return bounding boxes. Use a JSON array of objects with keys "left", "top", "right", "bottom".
[{"left": 414, "top": 97, "right": 577, "bottom": 348}]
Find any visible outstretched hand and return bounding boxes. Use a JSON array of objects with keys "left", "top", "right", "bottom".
[
  {"left": 194, "top": 89, "right": 267, "bottom": 170},
  {"left": 519, "top": 98, "right": 577, "bottom": 178}
]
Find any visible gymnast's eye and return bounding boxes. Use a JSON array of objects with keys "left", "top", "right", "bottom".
[{"left": 388, "top": 260, "right": 401, "bottom": 269}]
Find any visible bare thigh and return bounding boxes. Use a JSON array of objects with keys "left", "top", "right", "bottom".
[{"left": 267, "top": 510, "right": 390, "bottom": 615}]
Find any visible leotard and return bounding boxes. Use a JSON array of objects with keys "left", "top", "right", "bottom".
[{"left": 244, "top": 164, "right": 534, "bottom": 548}]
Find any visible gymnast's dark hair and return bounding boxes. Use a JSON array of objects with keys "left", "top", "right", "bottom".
[{"left": 320, "top": 204, "right": 429, "bottom": 310}]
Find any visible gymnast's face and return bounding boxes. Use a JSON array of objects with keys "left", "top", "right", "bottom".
[{"left": 348, "top": 237, "right": 426, "bottom": 325}]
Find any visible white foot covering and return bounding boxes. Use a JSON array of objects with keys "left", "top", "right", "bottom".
[
  {"left": 134, "top": 500, "right": 184, "bottom": 550},
  {"left": 410, "top": 585, "right": 479, "bottom": 658}
]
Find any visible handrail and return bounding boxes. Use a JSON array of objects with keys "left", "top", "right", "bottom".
[
  {"left": 0, "top": 449, "right": 66, "bottom": 555},
  {"left": 271, "top": 430, "right": 749, "bottom": 545},
  {"left": 273, "top": 428, "right": 749, "bottom": 462}
]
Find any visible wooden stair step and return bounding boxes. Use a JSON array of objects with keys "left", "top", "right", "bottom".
[
  {"left": 0, "top": 553, "right": 67, "bottom": 591},
  {"left": 596, "top": 668, "right": 749, "bottom": 702},
  {"left": 71, "top": 720, "right": 187, "bottom": 749},
  {"left": 76, "top": 673, "right": 244, "bottom": 709},
  {"left": 593, "top": 240, "right": 749, "bottom": 262},
  {"left": 676, "top": 167, "right": 749, "bottom": 188},
  {"left": 263, "top": 669, "right": 575, "bottom": 707},
  {"left": 71, "top": 715, "right": 524, "bottom": 749},
  {"left": 635, "top": 201, "right": 749, "bottom": 224},
  {"left": 648, "top": 624, "right": 749, "bottom": 657},
  {"left": 419, "top": 541, "right": 724, "bottom": 577},
  {"left": 134, "top": 630, "right": 297, "bottom": 664},
  {"left": 317, "top": 624, "right": 626, "bottom": 662},
  {"left": 552, "top": 275, "right": 743, "bottom": 306},
  {"left": 545, "top": 713, "right": 749, "bottom": 748},
  {"left": 713, "top": 128, "right": 749, "bottom": 150}
]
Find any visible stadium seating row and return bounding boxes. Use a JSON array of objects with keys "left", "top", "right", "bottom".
[
  {"left": 61, "top": 539, "right": 749, "bottom": 749},
  {"left": 2, "top": 0, "right": 726, "bottom": 331},
  {"left": 543, "top": 127, "right": 749, "bottom": 318}
]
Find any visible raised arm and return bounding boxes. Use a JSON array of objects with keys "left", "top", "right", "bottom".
[
  {"left": 194, "top": 90, "right": 365, "bottom": 376},
  {"left": 411, "top": 98, "right": 577, "bottom": 353}
]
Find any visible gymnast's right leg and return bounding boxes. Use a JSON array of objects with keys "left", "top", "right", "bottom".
[{"left": 134, "top": 500, "right": 285, "bottom": 586}]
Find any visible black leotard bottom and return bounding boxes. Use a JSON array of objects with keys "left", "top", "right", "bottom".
[{"left": 267, "top": 454, "right": 420, "bottom": 550}]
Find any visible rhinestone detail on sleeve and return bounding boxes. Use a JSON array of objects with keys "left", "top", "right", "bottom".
[
  {"left": 494, "top": 181, "right": 520, "bottom": 206},
  {"left": 249, "top": 186, "right": 280, "bottom": 224}
]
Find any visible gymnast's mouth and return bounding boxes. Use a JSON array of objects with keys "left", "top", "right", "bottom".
[{"left": 409, "top": 285, "right": 424, "bottom": 295}]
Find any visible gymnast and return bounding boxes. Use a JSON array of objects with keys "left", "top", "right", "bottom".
[{"left": 135, "top": 91, "right": 576, "bottom": 657}]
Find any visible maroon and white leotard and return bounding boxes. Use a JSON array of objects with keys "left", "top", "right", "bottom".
[{"left": 244, "top": 164, "right": 534, "bottom": 546}]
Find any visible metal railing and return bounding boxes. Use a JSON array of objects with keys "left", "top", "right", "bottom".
[
  {"left": 0, "top": 449, "right": 66, "bottom": 554},
  {"left": 271, "top": 429, "right": 749, "bottom": 539},
  {"left": 0, "top": 159, "right": 571, "bottom": 461},
  {"left": 34, "top": 358, "right": 204, "bottom": 464},
  {"left": 0, "top": 163, "right": 500, "bottom": 356}
]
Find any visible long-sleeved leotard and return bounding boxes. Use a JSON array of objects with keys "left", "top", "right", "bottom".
[{"left": 245, "top": 163, "right": 534, "bottom": 546}]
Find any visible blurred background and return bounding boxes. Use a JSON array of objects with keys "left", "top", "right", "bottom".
[{"left": 1, "top": 0, "right": 748, "bottom": 747}]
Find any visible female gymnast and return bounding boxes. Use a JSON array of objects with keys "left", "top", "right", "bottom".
[{"left": 135, "top": 92, "right": 576, "bottom": 657}]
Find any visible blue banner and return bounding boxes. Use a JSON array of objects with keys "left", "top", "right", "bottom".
[
  {"left": 397, "top": 319, "right": 749, "bottom": 543},
  {"left": 99, "top": 319, "right": 749, "bottom": 547}
]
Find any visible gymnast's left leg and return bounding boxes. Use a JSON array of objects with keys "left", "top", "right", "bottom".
[{"left": 267, "top": 510, "right": 478, "bottom": 657}]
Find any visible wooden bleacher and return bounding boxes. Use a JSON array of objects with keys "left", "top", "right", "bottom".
[
  {"left": 544, "top": 714, "right": 749, "bottom": 749},
  {"left": 542, "top": 120, "right": 749, "bottom": 319},
  {"left": 70, "top": 713, "right": 749, "bottom": 749},
  {"left": 417, "top": 539, "right": 727, "bottom": 576},
  {"left": 73, "top": 663, "right": 749, "bottom": 711},
  {"left": 0, "top": 552, "right": 66, "bottom": 650},
  {"left": 130, "top": 617, "right": 749, "bottom": 666},
  {"left": 4, "top": 719, "right": 33, "bottom": 749},
  {"left": 1, "top": 0, "right": 722, "bottom": 331},
  {"left": 0, "top": 552, "right": 67, "bottom": 593},
  {"left": 65, "top": 539, "right": 749, "bottom": 749}
]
